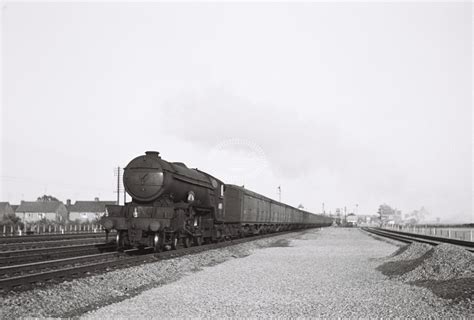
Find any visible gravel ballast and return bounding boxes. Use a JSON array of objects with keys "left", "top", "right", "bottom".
[
  {"left": 2, "top": 228, "right": 472, "bottom": 318},
  {"left": 386, "top": 242, "right": 433, "bottom": 262},
  {"left": 82, "top": 228, "right": 471, "bottom": 318},
  {"left": 400, "top": 244, "right": 474, "bottom": 282},
  {"left": 0, "top": 232, "right": 313, "bottom": 318},
  {"left": 377, "top": 242, "right": 474, "bottom": 304}
]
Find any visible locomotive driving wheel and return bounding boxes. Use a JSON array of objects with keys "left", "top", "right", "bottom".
[
  {"left": 171, "top": 233, "right": 179, "bottom": 250},
  {"left": 194, "top": 236, "right": 202, "bottom": 246},
  {"left": 116, "top": 231, "right": 126, "bottom": 251},
  {"left": 183, "top": 236, "right": 192, "bottom": 248}
]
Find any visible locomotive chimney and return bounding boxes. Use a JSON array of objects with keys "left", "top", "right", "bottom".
[{"left": 145, "top": 151, "right": 160, "bottom": 158}]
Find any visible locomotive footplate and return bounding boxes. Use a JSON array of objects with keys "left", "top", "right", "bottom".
[{"left": 128, "top": 228, "right": 143, "bottom": 246}]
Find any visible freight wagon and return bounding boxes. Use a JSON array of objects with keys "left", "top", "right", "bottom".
[{"left": 224, "top": 185, "right": 331, "bottom": 234}]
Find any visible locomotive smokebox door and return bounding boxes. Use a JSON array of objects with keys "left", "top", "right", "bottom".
[{"left": 123, "top": 154, "right": 165, "bottom": 202}]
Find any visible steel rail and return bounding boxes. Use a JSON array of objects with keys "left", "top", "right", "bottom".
[
  {"left": 0, "top": 243, "right": 112, "bottom": 257},
  {"left": 0, "top": 232, "right": 113, "bottom": 244},
  {"left": 0, "top": 238, "right": 111, "bottom": 252},
  {"left": 0, "top": 252, "right": 121, "bottom": 277},
  {"left": 0, "top": 251, "right": 139, "bottom": 289},
  {"left": 0, "top": 244, "right": 116, "bottom": 266},
  {"left": 362, "top": 227, "right": 474, "bottom": 252},
  {"left": 373, "top": 227, "right": 474, "bottom": 247}
]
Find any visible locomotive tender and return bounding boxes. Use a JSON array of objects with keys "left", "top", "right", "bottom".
[{"left": 101, "top": 151, "right": 332, "bottom": 251}]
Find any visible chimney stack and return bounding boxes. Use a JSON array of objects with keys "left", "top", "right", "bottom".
[
  {"left": 145, "top": 151, "right": 160, "bottom": 158},
  {"left": 95, "top": 197, "right": 99, "bottom": 202},
  {"left": 66, "top": 199, "right": 71, "bottom": 206}
]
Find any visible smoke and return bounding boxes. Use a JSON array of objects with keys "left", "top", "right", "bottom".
[{"left": 161, "top": 89, "right": 347, "bottom": 178}]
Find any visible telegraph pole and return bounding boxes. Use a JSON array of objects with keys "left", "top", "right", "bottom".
[
  {"left": 322, "top": 202, "right": 325, "bottom": 215},
  {"left": 114, "top": 167, "right": 121, "bottom": 205},
  {"left": 117, "top": 167, "right": 120, "bottom": 205}
]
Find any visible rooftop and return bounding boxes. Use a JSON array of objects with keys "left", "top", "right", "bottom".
[
  {"left": 16, "top": 201, "right": 65, "bottom": 213},
  {"left": 68, "top": 200, "right": 115, "bottom": 213}
]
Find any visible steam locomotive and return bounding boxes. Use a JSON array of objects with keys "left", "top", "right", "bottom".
[{"left": 101, "top": 151, "right": 332, "bottom": 251}]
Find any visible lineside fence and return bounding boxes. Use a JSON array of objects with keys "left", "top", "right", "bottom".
[
  {"left": 383, "top": 224, "right": 474, "bottom": 242},
  {"left": 1, "top": 223, "right": 104, "bottom": 236}
]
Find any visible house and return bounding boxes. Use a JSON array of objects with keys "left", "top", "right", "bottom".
[
  {"left": 0, "top": 202, "right": 15, "bottom": 220},
  {"left": 356, "top": 214, "right": 380, "bottom": 226},
  {"left": 346, "top": 213, "right": 358, "bottom": 226},
  {"left": 15, "top": 200, "right": 68, "bottom": 223},
  {"left": 67, "top": 198, "right": 115, "bottom": 222}
]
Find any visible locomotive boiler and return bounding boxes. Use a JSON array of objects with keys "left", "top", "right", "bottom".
[{"left": 101, "top": 151, "right": 332, "bottom": 251}]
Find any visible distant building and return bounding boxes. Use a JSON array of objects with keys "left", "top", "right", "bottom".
[
  {"left": 67, "top": 198, "right": 115, "bottom": 222},
  {"left": 346, "top": 213, "right": 357, "bottom": 226},
  {"left": 15, "top": 200, "right": 68, "bottom": 223},
  {"left": 0, "top": 202, "right": 15, "bottom": 220},
  {"left": 355, "top": 214, "right": 379, "bottom": 225},
  {"left": 378, "top": 204, "right": 402, "bottom": 225}
]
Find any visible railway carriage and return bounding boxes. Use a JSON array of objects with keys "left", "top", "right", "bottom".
[{"left": 101, "top": 151, "right": 332, "bottom": 251}]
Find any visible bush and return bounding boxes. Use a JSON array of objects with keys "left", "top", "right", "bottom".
[{"left": 0, "top": 213, "right": 23, "bottom": 227}]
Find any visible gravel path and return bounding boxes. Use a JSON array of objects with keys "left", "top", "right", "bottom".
[{"left": 82, "top": 228, "right": 472, "bottom": 318}]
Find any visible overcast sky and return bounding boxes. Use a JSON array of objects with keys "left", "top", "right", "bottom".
[{"left": 1, "top": 2, "right": 472, "bottom": 222}]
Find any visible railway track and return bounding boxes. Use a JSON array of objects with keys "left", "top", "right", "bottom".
[
  {"left": 0, "top": 236, "right": 113, "bottom": 252},
  {"left": 0, "top": 243, "right": 116, "bottom": 266},
  {"left": 362, "top": 227, "right": 474, "bottom": 252},
  {"left": 0, "top": 228, "right": 315, "bottom": 292},
  {"left": 0, "top": 232, "right": 113, "bottom": 244}
]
